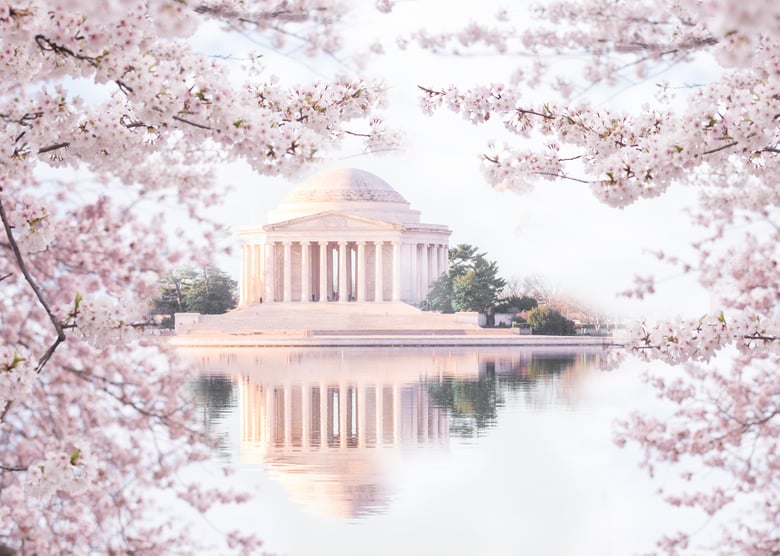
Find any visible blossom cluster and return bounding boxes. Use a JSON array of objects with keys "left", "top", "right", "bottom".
[
  {"left": 409, "top": 0, "right": 780, "bottom": 553},
  {"left": 26, "top": 444, "right": 97, "bottom": 499},
  {"left": 0, "top": 346, "right": 35, "bottom": 408},
  {"left": 0, "top": 1, "right": 394, "bottom": 554}
]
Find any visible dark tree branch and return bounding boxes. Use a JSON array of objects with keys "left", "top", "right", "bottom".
[
  {"left": 172, "top": 115, "right": 212, "bottom": 130},
  {"left": 35, "top": 34, "right": 100, "bottom": 67},
  {"left": 698, "top": 140, "right": 739, "bottom": 157},
  {"left": 516, "top": 108, "right": 555, "bottom": 120},
  {"left": 0, "top": 464, "right": 28, "bottom": 472},
  {"left": 37, "top": 142, "right": 70, "bottom": 155},
  {"left": 0, "top": 200, "right": 66, "bottom": 377}
]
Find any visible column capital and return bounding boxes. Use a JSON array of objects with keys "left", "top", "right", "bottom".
[{"left": 282, "top": 240, "right": 293, "bottom": 246}]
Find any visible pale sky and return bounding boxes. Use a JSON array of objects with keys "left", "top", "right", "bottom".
[{"left": 198, "top": 2, "right": 713, "bottom": 320}]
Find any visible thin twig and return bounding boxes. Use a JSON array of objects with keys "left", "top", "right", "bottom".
[
  {"left": 0, "top": 464, "right": 28, "bottom": 472},
  {"left": 172, "top": 115, "right": 212, "bottom": 130},
  {"left": 698, "top": 140, "right": 739, "bottom": 157},
  {"left": 37, "top": 142, "right": 70, "bottom": 155},
  {"left": 0, "top": 199, "right": 66, "bottom": 375}
]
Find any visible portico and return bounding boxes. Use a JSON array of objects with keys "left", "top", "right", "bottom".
[{"left": 238, "top": 169, "right": 451, "bottom": 305}]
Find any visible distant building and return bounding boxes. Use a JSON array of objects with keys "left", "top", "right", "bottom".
[{"left": 238, "top": 168, "right": 451, "bottom": 305}]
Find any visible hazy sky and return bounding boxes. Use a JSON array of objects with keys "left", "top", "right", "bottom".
[{"left": 200, "top": 2, "right": 713, "bottom": 320}]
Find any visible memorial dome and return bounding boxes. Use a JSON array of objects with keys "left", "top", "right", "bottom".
[
  {"left": 268, "top": 167, "right": 420, "bottom": 224},
  {"left": 285, "top": 168, "right": 408, "bottom": 204}
]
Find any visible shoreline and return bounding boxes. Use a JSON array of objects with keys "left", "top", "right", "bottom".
[{"left": 169, "top": 332, "right": 622, "bottom": 349}]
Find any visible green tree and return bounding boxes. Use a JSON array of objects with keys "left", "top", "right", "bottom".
[
  {"left": 426, "top": 244, "right": 506, "bottom": 322},
  {"left": 527, "top": 306, "right": 576, "bottom": 336},
  {"left": 427, "top": 273, "right": 456, "bottom": 313},
  {"left": 152, "top": 266, "right": 237, "bottom": 324},
  {"left": 494, "top": 295, "right": 538, "bottom": 313}
]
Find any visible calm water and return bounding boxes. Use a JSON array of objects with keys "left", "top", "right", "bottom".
[{"left": 182, "top": 347, "right": 702, "bottom": 556}]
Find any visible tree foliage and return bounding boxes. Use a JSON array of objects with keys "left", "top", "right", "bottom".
[
  {"left": 427, "top": 244, "right": 506, "bottom": 316},
  {"left": 526, "top": 306, "right": 576, "bottom": 336},
  {"left": 494, "top": 294, "right": 538, "bottom": 314},
  {"left": 153, "top": 267, "right": 237, "bottom": 321},
  {"left": 414, "top": 1, "right": 780, "bottom": 553}
]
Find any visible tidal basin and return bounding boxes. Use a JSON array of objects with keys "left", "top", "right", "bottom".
[{"left": 180, "top": 346, "right": 702, "bottom": 556}]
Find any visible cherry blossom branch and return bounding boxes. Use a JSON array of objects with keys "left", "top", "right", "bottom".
[
  {"left": 171, "top": 115, "right": 213, "bottom": 131},
  {"left": 516, "top": 108, "right": 554, "bottom": 120},
  {"left": 37, "top": 142, "right": 70, "bottom": 155},
  {"left": 0, "top": 464, "right": 27, "bottom": 472},
  {"left": 743, "top": 333, "right": 777, "bottom": 342},
  {"left": 34, "top": 34, "right": 101, "bottom": 67},
  {"left": 697, "top": 140, "right": 739, "bottom": 157},
  {"left": 64, "top": 366, "right": 199, "bottom": 428},
  {"left": 0, "top": 200, "right": 66, "bottom": 374},
  {"left": 531, "top": 171, "right": 594, "bottom": 184}
]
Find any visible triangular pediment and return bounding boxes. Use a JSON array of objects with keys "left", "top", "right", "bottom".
[{"left": 264, "top": 211, "right": 400, "bottom": 231}]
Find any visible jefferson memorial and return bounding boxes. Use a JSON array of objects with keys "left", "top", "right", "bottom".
[{"left": 237, "top": 168, "right": 451, "bottom": 306}]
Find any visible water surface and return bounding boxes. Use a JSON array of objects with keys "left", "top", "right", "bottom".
[{"left": 183, "top": 347, "right": 699, "bottom": 555}]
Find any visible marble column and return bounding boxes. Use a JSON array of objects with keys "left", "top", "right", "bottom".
[
  {"left": 283, "top": 241, "right": 292, "bottom": 302},
  {"left": 420, "top": 243, "right": 429, "bottom": 300},
  {"left": 319, "top": 241, "right": 328, "bottom": 303},
  {"left": 356, "top": 241, "right": 367, "bottom": 302},
  {"left": 409, "top": 243, "right": 418, "bottom": 304},
  {"left": 338, "top": 241, "right": 348, "bottom": 303},
  {"left": 246, "top": 244, "right": 253, "bottom": 304},
  {"left": 265, "top": 242, "right": 275, "bottom": 303},
  {"left": 429, "top": 244, "right": 438, "bottom": 284},
  {"left": 428, "top": 244, "right": 436, "bottom": 290},
  {"left": 392, "top": 241, "right": 402, "bottom": 301},
  {"left": 253, "top": 244, "right": 263, "bottom": 303},
  {"left": 346, "top": 243, "right": 353, "bottom": 301},
  {"left": 374, "top": 241, "right": 383, "bottom": 302},
  {"left": 239, "top": 245, "right": 247, "bottom": 305},
  {"left": 301, "top": 241, "right": 310, "bottom": 303},
  {"left": 439, "top": 244, "right": 448, "bottom": 278}
]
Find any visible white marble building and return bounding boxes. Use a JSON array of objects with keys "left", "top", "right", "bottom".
[{"left": 238, "top": 168, "right": 451, "bottom": 306}]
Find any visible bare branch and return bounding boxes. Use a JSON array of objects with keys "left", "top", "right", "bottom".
[
  {"left": 697, "top": 140, "right": 739, "bottom": 157},
  {"left": 516, "top": 108, "right": 555, "bottom": 120},
  {"left": 0, "top": 464, "right": 28, "bottom": 472},
  {"left": 532, "top": 171, "right": 594, "bottom": 184},
  {"left": 0, "top": 200, "right": 66, "bottom": 375},
  {"left": 172, "top": 115, "right": 213, "bottom": 131},
  {"left": 37, "top": 142, "right": 70, "bottom": 155},
  {"left": 35, "top": 34, "right": 100, "bottom": 67}
]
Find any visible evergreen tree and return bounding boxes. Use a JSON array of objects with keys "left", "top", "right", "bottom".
[
  {"left": 153, "top": 266, "right": 237, "bottom": 322},
  {"left": 427, "top": 244, "right": 506, "bottom": 320},
  {"left": 527, "top": 306, "right": 576, "bottom": 336}
]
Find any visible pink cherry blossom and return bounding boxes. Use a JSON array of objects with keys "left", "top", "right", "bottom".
[
  {"left": 412, "top": 1, "right": 780, "bottom": 553},
  {"left": 0, "top": 2, "right": 395, "bottom": 554}
]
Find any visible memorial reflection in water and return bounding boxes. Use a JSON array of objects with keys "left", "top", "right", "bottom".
[{"left": 186, "top": 347, "right": 604, "bottom": 518}]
